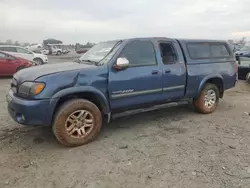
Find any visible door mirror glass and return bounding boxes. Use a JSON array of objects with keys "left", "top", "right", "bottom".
[{"left": 113, "top": 57, "right": 129, "bottom": 70}]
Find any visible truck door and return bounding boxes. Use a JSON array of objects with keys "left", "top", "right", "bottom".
[
  {"left": 157, "top": 40, "right": 187, "bottom": 100},
  {"left": 108, "top": 39, "right": 162, "bottom": 110}
]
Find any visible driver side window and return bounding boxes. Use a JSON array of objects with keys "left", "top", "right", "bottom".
[{"left": 119, "top": 40, "right": 157, "bottom": 66}]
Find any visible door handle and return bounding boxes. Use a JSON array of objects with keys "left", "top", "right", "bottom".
[
  {"left": 165, "top": 69, "right": 171, "bottom": 73},
  {"left": 151, "top": 70, "right": 159, "bottom": 75}
]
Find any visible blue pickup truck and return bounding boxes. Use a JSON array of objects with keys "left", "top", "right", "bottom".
[{"left": 6, "top": 37, "right": 237, "bottom": 147}]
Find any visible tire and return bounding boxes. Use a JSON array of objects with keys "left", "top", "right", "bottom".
[
  {"left": 52, "top": 99, "right": 102, "bottom": 147},
  {"left": 193, "top": 83, "right": 219, "bottom": 114},
  {"left": 57, "top": 51, "right": 62, "bottom": 55},
  {"left": 33, "top": 58, "right": 43, "bottom": 65}
]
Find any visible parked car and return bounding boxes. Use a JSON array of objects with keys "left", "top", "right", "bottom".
[
  {"left": 62, "top": 49, "right": 71, "bottom": 54},
  {"left": 237, "top": 55, "right": 250, "bottom": 80},
  {"left": 0, "top": 51, "right": 32, "bottom": 76},
  {"left": 25, "top": 43, "right": 43, "bottom": 51},
  {"left": 235, "top": 46, "right": 250, "bottom": 57},
  {"left": 33, "top": 48, "right": 50, "bottom": 55},
  {"left": 51, "top": 46, "right": 62, "bottom": 55},
  {"left": 41, "top": 49, "right": 50, "bottom": 55},
  {"left": 46, "top": 44, "right": 64, "bottom": 55},
  {"left": 32, "top": 50, "right": 41, "bottom": 54},
  {"left": 0, "top": 45, "right": 48, "bottom": 65},
  {"left": 6, "top": 37, "right": 237, "bottom": 147}
]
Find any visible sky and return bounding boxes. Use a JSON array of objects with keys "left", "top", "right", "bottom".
[{"left": 1, "top": 0, "right": 250, "bottom": 44}]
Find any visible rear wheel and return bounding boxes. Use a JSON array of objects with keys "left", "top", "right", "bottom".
[
  {"left": 52, "top": 99, "right": 102, "bottom": 147},
  {"left": 193, "top": 83, "right": 219, "bottom": 114},
  {"left": 57, "top": 51, "right": 62, "bottom": 55}
]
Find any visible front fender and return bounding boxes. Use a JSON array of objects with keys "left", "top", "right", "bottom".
[
  {"left": 197, "top": 74, "right": 224, "bottom": 96},
  {"left": 51, "top": 86, "right": 110, "bottom": 114}
]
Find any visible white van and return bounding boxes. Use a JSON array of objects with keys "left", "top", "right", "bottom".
[{"left": 0, "top": 45, "right": 48, "bottom": 65}]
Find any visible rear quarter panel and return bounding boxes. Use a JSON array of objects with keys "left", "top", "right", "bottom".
[{"left": 178, "top": 40, "right": 237, "bottom": 98}]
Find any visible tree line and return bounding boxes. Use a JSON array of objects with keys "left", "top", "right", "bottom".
[
  {"left": 0, "top": 37, "right": 249, "bottom": 51},
  {"left": 0, "top": 38, "right": 95, "bottom": 49}
]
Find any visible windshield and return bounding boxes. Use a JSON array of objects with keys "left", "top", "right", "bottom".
[{"left": 79, "top": 40, "right": 120, "bottom": 63}]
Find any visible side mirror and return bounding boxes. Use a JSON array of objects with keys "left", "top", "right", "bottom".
[{"left": 113, "top": 57, "right": 129, "bottom": 70}]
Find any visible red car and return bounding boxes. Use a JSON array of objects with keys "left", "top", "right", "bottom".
[{"left": 0, "top": 51, "right": 33, "bottom": 76}]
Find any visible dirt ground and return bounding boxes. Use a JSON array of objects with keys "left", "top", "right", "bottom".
[{"left": 0, "top": 78, "right": 250, "bottom": 188}]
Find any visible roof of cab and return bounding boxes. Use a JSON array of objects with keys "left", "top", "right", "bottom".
[
  {"left": 120, "top": 37, "right": 227, "bottom": 43},
  {"left": 176, "top": 38, "right": 227, "bottom": 43}
]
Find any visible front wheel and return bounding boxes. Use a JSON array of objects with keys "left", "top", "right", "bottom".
[
  {"left": 193, "top": 83, "right": 219, "bottom": 114},
  {"left": 33, "top": 58, "right": 43, "bottom": 65},
  {"left": 52, "top": 99, "right": 102, "bottom": 147}
]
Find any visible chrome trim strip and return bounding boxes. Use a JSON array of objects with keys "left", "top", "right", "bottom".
[
  {"left": 111, "top": 85, "right": 185, "bottom": 99},
  {"left": 111, "top": 88, "right": 162, "bottom": 99},
  {"left": 163, "top": 85, "right": 185, "bottom": 91}
]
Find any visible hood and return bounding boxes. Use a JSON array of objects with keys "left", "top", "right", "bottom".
[{"left": 14, "top": 62, "right": 94, "bottom": 83}]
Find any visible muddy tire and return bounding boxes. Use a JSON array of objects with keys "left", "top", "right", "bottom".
[
  {"left": 193, "top": 83, "right": 219, "bottom": 114},
  {"left": 52, "top": 99, "right": 102, "bottom": 147}
]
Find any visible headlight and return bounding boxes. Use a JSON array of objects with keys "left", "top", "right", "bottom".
[{"left": 18, "top": 82, "right": 45, "bottom": 97}]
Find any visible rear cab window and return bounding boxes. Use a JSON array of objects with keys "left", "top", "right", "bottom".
[
  {"left": 187, "top": 42, "right": 231, "bottom": 59},
  {"left": 159, "top": 42, "right": 178, "bottom": 64},
  {"left": 210, "top": 44, "right": 230, "bottom": 57}
]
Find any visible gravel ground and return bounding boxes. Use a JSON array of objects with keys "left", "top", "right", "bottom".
[{"left": 0, "top": 77, "right": 250, "bottom": 188}]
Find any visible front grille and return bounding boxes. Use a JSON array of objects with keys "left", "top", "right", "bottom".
[{"left": 11, "top": 78, "right": 18, "bottom": 93}]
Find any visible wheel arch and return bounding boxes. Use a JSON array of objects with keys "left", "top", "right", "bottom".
[
  {"left": 197, "top": 75, "right": 224, "bottom": 98},
  {"left": 33, "top": 57, "right": 43, "bottom": 63},
  {"left": 51, "top": 87, "right": 110, "bottom": 118}
]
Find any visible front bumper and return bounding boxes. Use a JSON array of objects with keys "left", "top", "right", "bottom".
[{"left": 7, "top": 90, "right": 58, "bottom": 126}]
